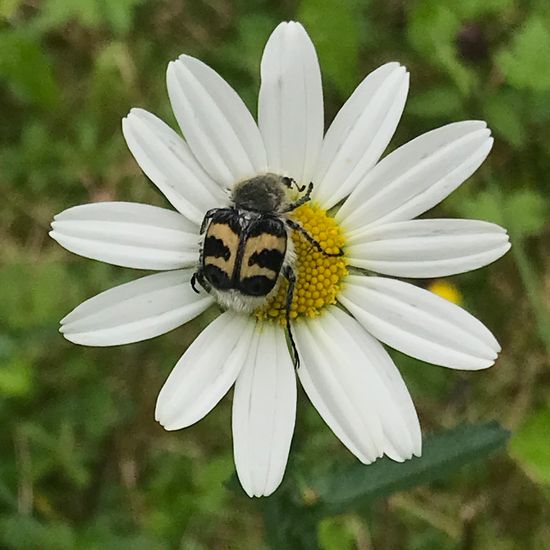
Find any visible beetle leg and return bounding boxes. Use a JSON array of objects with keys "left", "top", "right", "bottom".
[
  {"left": 283, "top": 265, "right": 299, "bottom": 369},
  {"left": 191, "top": 272, "right": 200, "bottom": 294},
  {"left": 191, "top": 270, "right": 210, "bottom": 294},
  {"left": 285, "top": 218, "right": 344, "bottom": 257},
  {"left": 282, "top": 176, "right": 306, "bottom": 193},
  {"left": 200, "top": 208, "right": 225, "bottom": 234}
]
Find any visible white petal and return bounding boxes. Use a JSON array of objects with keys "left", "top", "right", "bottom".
[
  {"left": 122, "top": 109, "right": 224, "bottom": 225},
  {"left": 339, "top": 276, "right": 501, "bottom": 370},
  {"left": 60, "top": 270, "right": 213, "bottom": 346},
  {"left": 258, "top": 21, "right": 323, "bottom": 185},
  {"left": 155, "top": 313, "right": 255, "bottom": 431},
  {"left": 233, "top": 322, "right": 296, "bottom": 497},
  {"left": 339, "top": 308, "right": 422, "bottom": 457},
  {"left": 50, "top": 202, "right": 200, "bottom": 270},
  {"left": 347, "top": 219, "right": 511, "bottom": 277},
  {"left": 337, "top": 122, "right": 493, "bottom": 230},
  {"left": 167, "top": 55, "right": 267, "bottom": 187},
  {"left": 295, "top": 307, "right": 418, "bottom": 464},
  {"left": 314, "top": 63, "right": 409, "bottom": 209}
]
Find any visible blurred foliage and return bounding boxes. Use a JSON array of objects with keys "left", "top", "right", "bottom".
[
  {"left": 298, "top": 0, "right": 361, "bottom": 96},
  {"left": 258, "top": 423, "right": 510, "bottom": 549},
  {"left": 302, "top": 423, "right": 510, "bottom": 514},
  {"left": 1, "top": 0, "right": 550, "bottom": 548},
  {"left": 510, "top": 407, "right": 550, "bottom": 486}
]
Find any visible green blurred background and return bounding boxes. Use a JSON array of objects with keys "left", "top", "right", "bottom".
[{"left": 1, "top": 0, "right": 550, "bottom": 548}]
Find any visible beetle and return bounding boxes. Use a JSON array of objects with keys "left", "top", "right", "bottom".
[{"left": 191, "top": 173, "right": 342, "bottom": 366}]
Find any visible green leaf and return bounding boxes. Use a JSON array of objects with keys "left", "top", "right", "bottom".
[
  {"left": 36, "top": 0, "right": 143, "bottom": 34},
  {"left": 451, "top": 188, "right": 546, "bottom": 239},
  {"left": 454, "top": 0, "right": 514, "bottom": 18},
  {"left": 497, "top": 16, "right": 550, "bottom": 92},
  {"left": 0, "top": 262, "right": 80, "bottom": 332},
  {"left": 0, "top": 29, "right": 59, "bottom": 108},
  {"left": 0, "top": 354, "right": 34, "bottom": 397},
  {"left": 101, "top": 0, "right": 145, "bottom": 35},
  {"left": 505, "top": 189, "right": 547, "bottom": 239},
  {"left": 232, "top": 13, "right": 277, "bottom": 76},
  {"left": 261, "top": 489, "right": 321, "bottom": 550},
  {"left": 407, "top": 1, "right": 476, "bottom": 95},
  {"left": 448, "top": 189, "right": 504, "bottom": 226},
  {"left": 318, "top": 517, "right": 356, "bottom": 550},
  {"left": 21, "top": 422, "right": 90, "bottom": 487},
  {"left": 407, "top": 85, "right": 464, "bottom": 119},
  {"left": 408, "top": 1, "right": 459, "bottom": 55},
  {"left": 35, "top": 0, "right": 102, "bottom": 31},
  {"left": 483, "top": 91, "right": 527, "bottom": 149},
  {"left": 0, "top": 0, "right": 21, "bottom": 19},
  {"left": 0, "top": 515, "right": 75, "bottom": 550},
  {"left": 303, "top": 422, "right": 510, "bottom": 514},
  {"left": 526, "top": 90, "right": 550, "bottom": 124},
  {"left": 195, "top": 455, "right": 234, "bottom": 514},
  {"left": 510, "top": 408, "right": 550, "bottom": 486},
  {"left": 299, "top": 0, "right": 361, "bottom": 96}
]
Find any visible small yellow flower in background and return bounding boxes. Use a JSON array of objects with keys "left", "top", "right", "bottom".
[{"left": 428, "top": 280, "right": 463, "bottom": 306}]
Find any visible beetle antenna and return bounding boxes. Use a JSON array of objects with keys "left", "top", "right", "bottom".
[{"left": 283, "top": 176, "right": 307, "bottom": 193}]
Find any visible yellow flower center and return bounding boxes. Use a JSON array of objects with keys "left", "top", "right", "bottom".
[{"left": 256, "top": 203, "right": 348, "bottom": 324}]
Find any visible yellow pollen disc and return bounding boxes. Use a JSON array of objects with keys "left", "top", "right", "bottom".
[{"left": 256, "top": 203, "right": 348, "bottom": 324}]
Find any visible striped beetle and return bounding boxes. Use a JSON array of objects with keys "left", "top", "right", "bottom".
[{"left": 191, "top": 173, "right": 342, "bottom": 366}]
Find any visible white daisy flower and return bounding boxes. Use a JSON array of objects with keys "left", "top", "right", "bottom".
[{"left": 50, "top": 22, "right": 510, "bottom": 497}]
